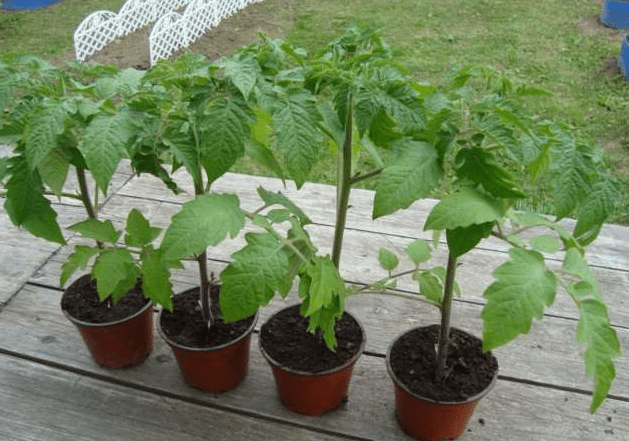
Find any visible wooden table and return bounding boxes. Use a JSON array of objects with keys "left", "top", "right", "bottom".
[{"left": 1, "top": 166, "right": 627, "bottom": 440}]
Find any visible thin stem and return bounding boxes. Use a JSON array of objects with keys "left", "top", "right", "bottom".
[
  {"left": 436, "top": 253, "right": 457, "bottom": 381},
  {"left": 331, "top": 101, "right": 353, "bottom": 268},
  {"left": 349, "top": 167, "right": 383, "bottom": 185},
  {"left": 76, "top": 168, "right": 97, "bottom": 220},
  {"left": 197, "top": 250, "right": 213, "bottom": 328}
]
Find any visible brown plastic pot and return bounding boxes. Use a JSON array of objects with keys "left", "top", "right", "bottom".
[
  {"left": 158, "top": 307, "right": 258, "bottom": 393},
  {"left": 259, "top": 308, "right": 365, "bottom": 416},
  {"left": 62, "top": 298, "right": 154, "bottom": 368},
  {"left": 386, "top": 327, "right": 498, "bottom": 441}
]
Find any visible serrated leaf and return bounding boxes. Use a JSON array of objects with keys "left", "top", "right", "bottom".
[
  {"left": 574, "top": 177, "right": 619, "bottom": 244},
  {"left": 273, "top": 89, "right": 322, "bottom": 188},
  {"left": 245, "top": 139, "right": 286, "bottom": 179},
  {"left": 140, "top": 250, "right": 173, "bottom": 310},
  {"left": 373, "top": 139, "right": 442, "bottom": 218},
  {"left": 60, "top": 245, "right": 100, "bottom": 286},
  {"left": 3, "top": 155, "right": 65, "bottom": 244},
  {"left": 218, "top": 52, "right": 260, "bottom": 100},
  {"left": 124, "top": 209, "right": 161, "bottom": 248},
  {"left": 38, "top": 148, "right": 69, "bottom": 195},
  {"left": 78, "top": 110, "right": 135, "bottom": 193},
  {"left": 563, "top": 248, "right": 602, "bottom": 301},
  {"left": 405, "top": 240, "right": 432, "bottom": 266},
  {"left": 92, "top": 248, "right": 139, "bottom": 302},
  {"left": 378, "top": 248, "right": 399, "bottom": 271},
  {"left": 446, "top": 222, "right": 494, "bottom": 258},
  {"left": 455, "top": 146, "right": 526, "bottom": 199},
  {"left": 413, "top": 269, "right": 443, "bottom": 306},
  {"left": 199, "top": 96, "right": 254, "bottom": 184},
  {"left": 162, "top": 120, "right": 200, "bottom": 184},
  {"left": 160, "top": 193, "right": 245, "bottom": 261},
  {"left": 424, "top": 187, "right": 505, "bottom": 231},
  {"left": 529, "top": 235, "right": 560, "bottom": 253},
  {"left": 257, "top": 187, "right": 312, "bottom": 225},
  {"left": 574, "top": 299, "right": 619, "bottom": 413},
  {"left": 481, "top": 248, "right": 557, "bottom": 350},
  {"left": 23, "top": 100, "right": 67, "bottom": 170},
  {"left": 220, "top": 232, "right": 291, "bottom": 322},
  {"left": 70, "top": 219, "right": 121, "bottom": 244}
]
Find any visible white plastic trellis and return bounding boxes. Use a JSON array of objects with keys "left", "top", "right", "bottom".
[
  {"left": 74, "top": 11, "right": 120, "bottom": 62},
  {"left": 74, "top": 0, "right": 265, "bottom": 64}
]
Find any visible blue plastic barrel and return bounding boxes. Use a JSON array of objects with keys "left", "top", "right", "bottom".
[
  {"left": 619, "top": 33, "right": 629, "bottom": 80},
  {"left": 602, "top": 0, "right": 629, "bottom": 29},
  {"left": 1, "top": 0, "right": 62, "bottom": 10}
]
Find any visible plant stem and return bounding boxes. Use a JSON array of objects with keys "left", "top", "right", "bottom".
[
  {"left": 197, "top": 250, "right": 212, "bottom": 328},
  {"left": 76, "top": 168, "right": 97, "bottom": 221},
  {"left": 331, "top": 101, "right": 353, "bottom": 268},
  {"left": 436, "top": 253, "right": 457, "bottom": 381}
]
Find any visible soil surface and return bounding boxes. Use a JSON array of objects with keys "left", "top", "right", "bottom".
[
  {"left": 389, "top": 325, "right": 499, "bottom": 402},
  {"left": 61, "top": 274, "right": 149, "bottom": 323},
  {"left": 76, "top": 0, "right": 299, "bottom": 69},
  {"left": 259, "top": 304, "right": 364, "bottom": 373},
  {"left": 159, "top": 285, "right": 256, "bottom": 348}
]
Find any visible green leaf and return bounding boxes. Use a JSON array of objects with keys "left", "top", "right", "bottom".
[
  {"left": 515, "top": 85, "right": 553, "bottom": 97},
  {"left": 424, "top": 187, "right": 505, "bottom": 231},
  {"left": 217, "top": 52, "right": 260, "bottom": 100},
  {"left": 562, "top": 248, "right": 602, "bottom": 301},
  {"left": 140, "top": 250, "right": 173, "bottom": 310},
  {"left": 413, "top": 269, "right": 443, "bottom": 306},
  {"left": 92, "top": 248, "right": 139, "bottom": 302},
  {"left": 481, "top": 248, "right": 557, "bottom": 350},
  {"left": 273, "top": 89, "right": 322, "bottom": 188},
  {"left": 3, "top": 155, "right": 65, "bottom": 244},
  {"left": 378, "top": 248, "right": 399, "bottom": 271},
  {"left": 373, "top": 140, "right": 442, "bottom": 218},
  {"left": 245, "top": 139, "right": 286, "bottom": 179},
  {"left": 574, "top": 299, "right": 619, "bottom": 413},
  {"left": 454, "top": 147, "right": 526, "bottom": 199},
  {"left": 37, "top": 148, "right": 70, "bottom": 196},
  {"left": 446, "top": 222, "right": 494, "bottom": 258},
  {"left": 220, "top": 232, "right": 291, "bottom": 321},
  {"left": 529, "top": 235, "right": 560, "bottom": 253},
  {"left": 199, "top": 96, "right": 254, "bottom": 184},
  {"left": 69, "top": 219, "right": 121, "bottom": 244},
  {"left": 0, "top": 156, "right": 9, "bottom": 181},
  {"left": 257, "top": 187, "right": 312, "bottom": 225},
  {"left": 162, "top": 121, "right": 200, "bottom": 184},
  {"left": 160, "top": 193, "right": 245, "bottom": 261},
  {"left": 574, "top": 177, "right": 619, "bottom": 245},
  {"left": 78, "top": 110, "right": 135, "bottom": 193},
  {"left": 124, "top": 209, "right": 161, "bottom": 248},
  {"left": 23, "top": 100, "right": 67, "bottom": 170},
  {"left": 405, "top": 240, "right": 432, "bottom": 266},
  {"left": 60, "top": 245, "right": 100, "bottom": 286}
]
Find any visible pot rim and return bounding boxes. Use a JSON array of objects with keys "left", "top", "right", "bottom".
[
  {"left": 61, "top": 293, "right": 153, "bottom": 329},
  {"left": 258, "top": 304, "right": 366, "bottom": 377},
  {"left": 157, "top": 288, "right": 258, "bottom": 353},
  {"left": 386, "top": 325, "right": 499, "bottom": 405}
]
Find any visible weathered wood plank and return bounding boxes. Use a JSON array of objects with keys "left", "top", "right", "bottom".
[
  {"left": 2, "top": 281, "right": 628, "bottom": 407},
  {"left": 0, "top": 288, "right": 626, "bottom": 441},
  {"left": 0, "top": 355, "right": 357, "bottom": 441},
  {"left": 31, "top": 191, "right": 629, "bottom": 328},
  {"left": 119, "top": 171, "right": 629, "bottom": 273}
]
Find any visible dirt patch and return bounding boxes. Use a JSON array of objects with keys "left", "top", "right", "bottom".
[
  {"left": 577, "top": 13, "right": 627, "bottom": 40},
  {"left": 56, "top": 0, "right": 299, "bottom": 69}
]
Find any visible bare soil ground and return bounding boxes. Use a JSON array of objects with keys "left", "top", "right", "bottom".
[{"left": 62, "top": 0, "right": 299, "bottom": 69}]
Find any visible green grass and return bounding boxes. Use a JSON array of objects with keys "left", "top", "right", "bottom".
[{"left": 1, "top": 0, "right": 628, "bottom": 223}]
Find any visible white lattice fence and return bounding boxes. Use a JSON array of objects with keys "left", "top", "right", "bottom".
[
  {"left": 75, "top": 0, "right": 264, "bottom": 63},
  {"left": 74, "top": 11, "right": 120, "bottom": 62}
]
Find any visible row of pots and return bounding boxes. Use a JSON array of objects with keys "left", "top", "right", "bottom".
[{"left": 61, "top": 277, "right": 497, "bottom": 441}]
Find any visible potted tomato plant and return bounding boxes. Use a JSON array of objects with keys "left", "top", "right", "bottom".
[
  {"left": 124, "top": 52, "right": 269, "bottom": 392},
  {"left": 212, "top": 26, "right": 433, "bottom": 415},
  {"left": 0, "top": 54, "right": 174, "bottom": 367},
  {"left": 363, "top": 66, "right": 621, "bottom": 439}
]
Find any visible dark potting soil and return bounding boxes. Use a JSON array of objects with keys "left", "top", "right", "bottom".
[
  {"left": 389, "top": 325, "right": 498, "bottom": 402},
  {"left": 61, "top": 274, "right": 149, "bottom": 324},
  {"left": 159, "top": 285, "right": 256, "bottom": 348},
  {"left": 260, "top": 305, "right": 363, "bottom": 373}
]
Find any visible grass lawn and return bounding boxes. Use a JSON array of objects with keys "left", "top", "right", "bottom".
[{"left": 1, "top": 0, "right": 628, "bottom": 223}]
